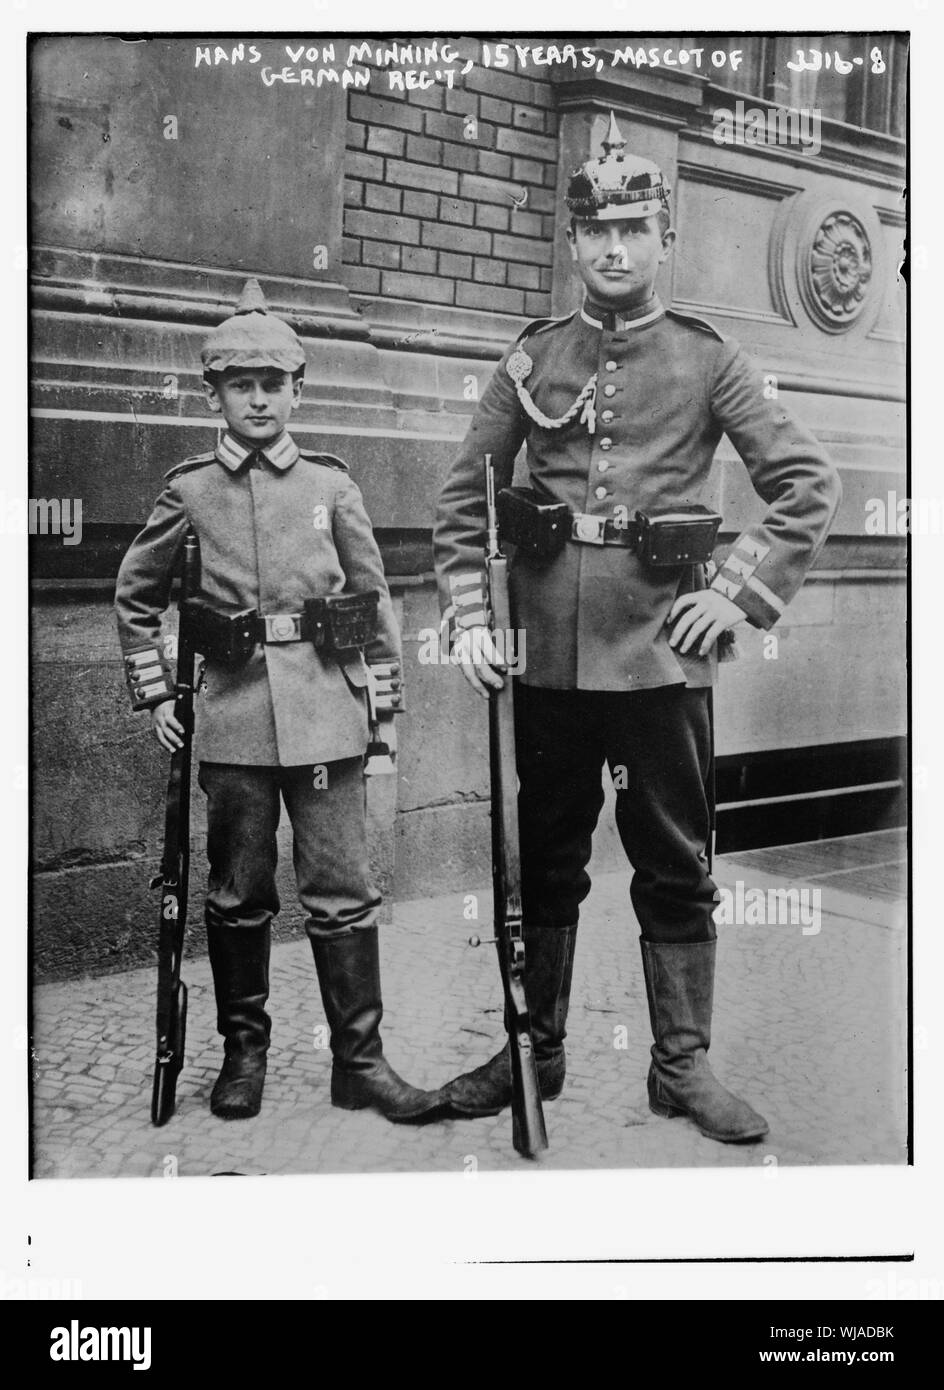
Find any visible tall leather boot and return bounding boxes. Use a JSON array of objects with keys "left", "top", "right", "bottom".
[
  {"left": 440, "top": 923, "right": 578, "bottom": 1118},
  {"left": 206, "top": 921, "right": 271, "bottom": 1120},
  {"left": 310, "top": 926, "right": 445, "bottom": 1123},
  {"left": 640, "top": 938, "right": 768, "bottom": 1143}
]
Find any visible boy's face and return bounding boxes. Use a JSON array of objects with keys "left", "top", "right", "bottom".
[
  {"left": 567, "top": 215, "right": 675, "bottom": 308},
  {"left": 204, "top": 368, "right": 302, "bottom": 445}
]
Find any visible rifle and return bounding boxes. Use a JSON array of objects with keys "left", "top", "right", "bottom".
[
  {"left": 706, "top": 686, "right": 716, "bottom": 874},
  {"left": 150, "top": 528, "right": 200, "bottom": 1126},
  {"left": 482, "top": 454, "right": 548, "bottom": 1159}
]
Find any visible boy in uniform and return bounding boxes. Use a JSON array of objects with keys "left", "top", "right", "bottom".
[
  {"left": 432, "top": 115, "right": 843, "bottom": 1143},
  {"left": 116, "top": 280, "right": 442, "bottom": 1124}
]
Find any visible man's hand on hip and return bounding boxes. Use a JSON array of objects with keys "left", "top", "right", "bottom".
[{"left": 668, "top": 590, "right": 745, "bottom": 657}]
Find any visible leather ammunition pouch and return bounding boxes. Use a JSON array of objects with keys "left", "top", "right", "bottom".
[
  {"left": 183, "top": 601, "right": 257, "bottom": 667},
  {"left": 496, "top": 487, "right": 570, "bottom": 559},
  {"left": 183, "top": 590, "right": 379, "bottom": 665},
  {"left": 497, "top": 487, "right": 721, "bottom": 568},
  {"left": 303, "top": 591, "right": 380, "bottom": 654},
  {"left": 633, "top": 507, "right": 723, "bottom": 567}
]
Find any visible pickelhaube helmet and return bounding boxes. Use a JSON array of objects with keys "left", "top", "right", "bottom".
[
  {"left": 201, "top": 278, "right": 306, "bottom": 373},
  {"left": 565, "top": 112, "right": 670, "bottom": 221}
]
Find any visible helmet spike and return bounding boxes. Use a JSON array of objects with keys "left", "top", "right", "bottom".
[
  {"left": 601, "top": 110, "right": 626, "bottom": 156},
  {"left": 234, "top": 278, "right": 269, "bottom": 316}
]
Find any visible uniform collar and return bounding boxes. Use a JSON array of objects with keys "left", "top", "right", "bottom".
[
  {"left": 579, "top": 295, "right": 665, "bottom": 333},
  {"left": 215, "top": 430, "right": 300, "bottom": 472}
]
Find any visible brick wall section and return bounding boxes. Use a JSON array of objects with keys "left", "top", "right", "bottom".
[{"left": 341, "top": 47, "right": 559, "bottom": 317}]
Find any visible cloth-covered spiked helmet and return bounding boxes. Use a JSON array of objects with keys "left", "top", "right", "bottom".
[
  {"left": 565, "top": 111, "right": 670, "bottom": 221},
  {"left": 200, "top": 278, "right": 306, "bottom": 373}
]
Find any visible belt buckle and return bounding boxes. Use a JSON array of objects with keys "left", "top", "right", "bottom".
[
  {"left": 263, "top": 613, "right": 302, "bottom": 642},
  {"left": 571, "top": 513, "right": 606, "bottom": 545}
]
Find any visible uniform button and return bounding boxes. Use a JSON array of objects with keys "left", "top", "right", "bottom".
[
  {"left": 601, "top": 410, "right": 615, "bottom": 424},
  {"left": 594, "top": 486, "right": 609, "bottom": 500},
  {"left": 605, "top": 360, "right": 618, "bottom": 372},
  {"left": 599, "top": 437, "right": 613, "bottom": 451},
  {"left": 603, "top": 384, "right": 617, "bottom": 398},
  {"left": 597, "top": 461, "right": 610, "bottom": 472}
]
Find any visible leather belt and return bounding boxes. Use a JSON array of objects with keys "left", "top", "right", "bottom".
[
  {"left": 184, "top": 591, "right": 379, "bottom": 665},
  {"left": 569, "top": 513, "right": 640, "bottom": 547}
]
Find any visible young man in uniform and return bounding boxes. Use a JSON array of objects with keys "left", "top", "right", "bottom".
[
  {"left": 432, "top": 114, "right": 842, "bottom": 1143},
  {"left": 115, "top": 280, "right": 443, "bottom": 1124}
]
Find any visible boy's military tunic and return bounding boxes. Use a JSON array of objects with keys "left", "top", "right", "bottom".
[
  {"left": 434, "top": 298, "right": 842, "bottom": 691},
  {"left": 116, "top": 430, "right": 400, "bottom": 766}
]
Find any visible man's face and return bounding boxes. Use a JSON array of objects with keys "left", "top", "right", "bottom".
[
  {"left": 204, "top": 368, "right": 302, "bottom": 445},
  {"left": 567, "top": 215, "right": 675, "bottom": 307}
]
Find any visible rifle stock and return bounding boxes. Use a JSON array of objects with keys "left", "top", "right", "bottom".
[
  {"left": 484, "top": 456, "right": 548, "bottom": 1159},
  {"left": 150, "top": 528, "right": 199, "bottom": 1126}
]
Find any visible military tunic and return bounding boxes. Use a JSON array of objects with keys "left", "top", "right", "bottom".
[
  {"left": 115, "top": 429, "right": 400, "bottom": 766},
  {"left": 433, "top": 298, "right": 842, "bottom": 691},
  {"left": 433, "top": 297, "right": 843, "bottom": 937}
]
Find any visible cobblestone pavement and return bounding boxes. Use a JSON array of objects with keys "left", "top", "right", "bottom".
[{"left": 31, "top": 832, "right": 907, "bottom": 1178}]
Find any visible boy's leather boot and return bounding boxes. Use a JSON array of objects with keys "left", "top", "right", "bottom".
[
  {"left": 440, "top": 923, "right": 578, "bottom": 1117},
  {"left": 640, "top": 938, "right": 768, "bottom": 1142},
  {"left": 206, "top": 921, "right": 271, "bottom": 1120},
  {"left": 310, "top": 926, "right": 445, "bottom": 1123}
]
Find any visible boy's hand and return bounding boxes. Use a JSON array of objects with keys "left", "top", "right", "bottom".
[
  {"left": 368, "top": 661, "right": 404, "bottom": 713},
  {"left": 668, "top": 590, "right": 745, "bottom": 657},
  {"left": 451, "top": 624, "right": 505, "bottom": 699},
  {"left": 151, "top": 699, "right": 185, "bottom": 753}
]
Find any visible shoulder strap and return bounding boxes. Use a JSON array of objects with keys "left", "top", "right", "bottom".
[
  {"left": 164, "top": 452, "right": 217, "bottom": 482},
  {"left": 298, "top": 450, "right": 349, "bottom": 472},
  {"left": 516, "top": 311, "right": 577, "bottom": 346},
  {"left": 665, "top": 308, "right": 726, "bottom": 341}
]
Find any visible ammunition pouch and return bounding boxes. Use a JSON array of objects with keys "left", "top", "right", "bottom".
[
  {"left": 496, "top": 487, "right": 570, "bottom": 559},
  {"left": 303, "top": 591, "right": 380, "bottom": 654},
  {"left": 183, "top": 590, "right": 380, "bottom": 665},
  {"left": 633, "top": 507, "right": 723, "bottom": 567},
  {"left": 182, "top": 600, "right": 257, "bottom": 667},
  {"left": 496, "top": 487, "right": 721, "bottom": 568}
]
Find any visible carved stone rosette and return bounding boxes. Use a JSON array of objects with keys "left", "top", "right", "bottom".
[{"left": 800, "top": 211, "right": 874, "bottom": 332}]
